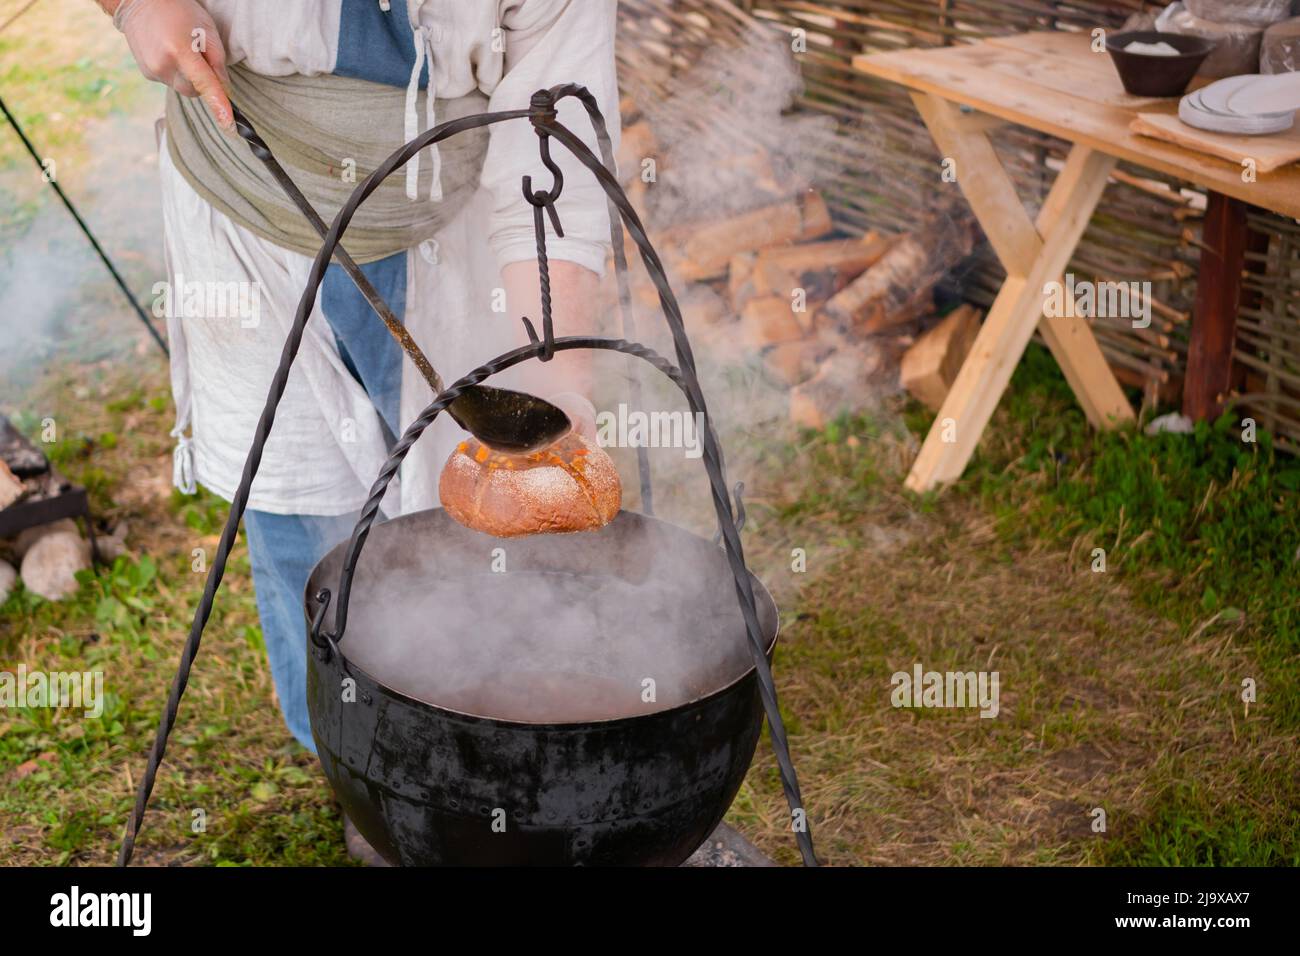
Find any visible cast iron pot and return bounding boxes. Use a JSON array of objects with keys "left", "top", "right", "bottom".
[{"left": 304, "top": 508, "right": 779, "bottom": 866}]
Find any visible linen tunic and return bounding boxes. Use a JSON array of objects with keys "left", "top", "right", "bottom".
[{"left": 160, "top": 0, "right": 618, "bottom": 516}]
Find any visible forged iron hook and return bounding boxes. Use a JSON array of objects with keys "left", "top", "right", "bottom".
[
  {"left": 521, "top": 135, "right": 565, "bottom": 213},
  {"left": 522, "top": 89, "right": 566, "bottom": 229}
]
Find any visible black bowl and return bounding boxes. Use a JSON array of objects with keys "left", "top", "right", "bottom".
[
  {"left": 1105, "top": 30, "right": 1219, "bottom": 98},
  {"left": 304, "top": 508, "right": 780, "bottom": 866}
]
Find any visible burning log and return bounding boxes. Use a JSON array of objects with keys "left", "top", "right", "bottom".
[
  {"left": 726, "top": 149, "right": 787, "bottom": 200},
  {"left": 616, "top": 121, "right": 657, "bottom": 185},
  {"left": 730, "top": 232, "right": 894, "bottom": 311},
  {"left": 666, "top": 191, "right": 832, "bottom": 282},
  {"left": 739, "top": 295, "right": 806, "bottom": 348},
  {"left": 613, "top": 177, "right": 650, "bottom": 227},
  {"left": 0, "top": 559, "right": 14, "bottom": 605},
  {"left": 789, "top": 345, "right": 884, "bottom": 430},
  {"left": 756, "top": 232, "right": 894, "bottom": 298},
  {"left": 818, "top": 221, "right": 974, "bottom": 337},
  {"left": 0, "top": 414, "right": 100, "bottom": 578},
  {"left": 899, "top": 305, "right": 983, "bottom": 411},
  {"left": 762, "top": 334, "right": 840, "bottom": 387},
  {"left": 728, "top": 251, "right": 758, "bottom": 308},
  {"left": 680, "top": 291, "right": 730, "bottom": 330},
  {"left": 0, "top": 460, "right": 22, "bottom": 510}
]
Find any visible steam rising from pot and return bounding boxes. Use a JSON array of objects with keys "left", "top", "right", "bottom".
[{"left": 314, "top": 511, "right": 778, "bottom": 724}]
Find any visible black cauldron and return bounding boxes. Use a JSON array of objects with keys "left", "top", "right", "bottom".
[{"left": 304, "top": 508, "right": 779, "bottom": 866}]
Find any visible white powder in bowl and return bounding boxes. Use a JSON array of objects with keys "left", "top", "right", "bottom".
[{"left": 1125, "top": 40, "right": 1184, "bottom": 56}]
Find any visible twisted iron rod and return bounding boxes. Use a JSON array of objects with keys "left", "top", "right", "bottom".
[
  {"left": 120, "top": 89, "right": 816, "bottom": 868},
  {"left": 117, "top": 107, "right": 528, "bottom": 866}
]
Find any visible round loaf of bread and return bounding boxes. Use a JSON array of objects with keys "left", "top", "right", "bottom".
[{"left": 438, "top": 432, "right": 621, "bottom": 537}]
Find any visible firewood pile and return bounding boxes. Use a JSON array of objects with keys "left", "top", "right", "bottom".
[
  {"left": 606, "top": 98, "right": 985, "bottom": 429},
  {"left": 0, "top": 416, "right": 125, "bottom": 602}
]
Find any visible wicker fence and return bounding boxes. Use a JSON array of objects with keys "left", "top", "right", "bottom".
[{"left": 616, "top": 0, "right": 1300, "bottom": 449}]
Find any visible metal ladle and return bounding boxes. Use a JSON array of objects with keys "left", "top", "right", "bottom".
[{"left": 230, "top": 105, "right": 570, "bottom": 454}]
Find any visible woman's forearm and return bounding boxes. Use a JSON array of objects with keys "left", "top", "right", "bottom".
[
  {"left": 501, "top": 259, "right": 601, "bottom": 437},
  {"left": 502, "top": 258, "right": 599, "bottom": 394}
]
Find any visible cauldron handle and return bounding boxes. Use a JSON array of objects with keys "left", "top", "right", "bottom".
[{"left": 713, "top": 482, "right": 746, "bottom": 547}]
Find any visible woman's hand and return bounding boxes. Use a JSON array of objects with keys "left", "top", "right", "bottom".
[
  {"left": 112, "top": 0, "right": 233, "bottom": 133},
  {"left": 546, "top": 391, "right": 598, "bottom": 442}
]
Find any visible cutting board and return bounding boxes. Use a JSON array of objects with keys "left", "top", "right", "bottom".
[{"left": 1131, "top": 112, "right": 1300, "bottom": 173}]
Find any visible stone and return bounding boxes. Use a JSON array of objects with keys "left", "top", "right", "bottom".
[
  {"left": 0, "top": 461, "right": 23, "bottom": 510},
  {"left": 1145, "top": 412, "right": 1195, "bottom": 436},
  {"left": 0, "top": 559, "right": 15, "bottom": 605},
  {"left": 20, "top": 531, "right": 89, "bottom": 600},
  {"left": 13, "top": 519, "right": 78, "bottom": 561}
]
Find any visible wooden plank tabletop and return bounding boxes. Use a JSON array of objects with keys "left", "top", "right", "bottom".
[{"left": 854, "top": 32, "right": 1300, "bottom": 219}]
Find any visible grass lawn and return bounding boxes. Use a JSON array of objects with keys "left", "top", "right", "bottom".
[
  {"left": 733, "top": 346, "right": 1299, "bottom": 866},
  {"left": 1, "top": 1, "right": 1295, "bottom": 867},
  {"left": 0, "top": 0, "right": 147, "bottom": 157},
  {"left": 1, "top": 344, "right": 1296, "bottom": 866}
]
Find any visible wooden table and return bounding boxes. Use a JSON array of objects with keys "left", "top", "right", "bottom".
[{"left": 854, "top": 32, "right": 1300, "bottom": 492}]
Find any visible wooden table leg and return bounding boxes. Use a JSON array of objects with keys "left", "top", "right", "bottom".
[
  {"left": 904, "top": 94, "right": 1133, "bottom": 493},
  {"left": 1183, "top": 192, "right": 1251, "bottom": 421}
]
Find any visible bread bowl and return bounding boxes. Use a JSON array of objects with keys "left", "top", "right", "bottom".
[{"left": 438, "top": 432, "right": 621, "bottom": 537}]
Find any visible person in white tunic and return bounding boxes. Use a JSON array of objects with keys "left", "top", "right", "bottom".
[{"left": 98, "top": 0, "right": 618, "bottom": 856}]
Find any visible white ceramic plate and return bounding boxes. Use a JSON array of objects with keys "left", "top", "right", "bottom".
[
  {"left": 1224, "top": 73, "right": 1300, "bottom": 116},
  {"left": 1186, "top": 90, "right": 1290, "bottom": 119},
  {"left": 1179, "top": 95, "right": 1294, "bottom": 135},
  {"left": 1197, "top": 75, "right": 1264, "bottom": 114}
]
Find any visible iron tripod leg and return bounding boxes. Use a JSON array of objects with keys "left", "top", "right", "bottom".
[{"left": 120, "top": 90, "right": 815, "bottom": 867}]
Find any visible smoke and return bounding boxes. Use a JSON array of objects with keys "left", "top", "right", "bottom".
[
  {"left": 325, "top": 511, "right": 773, "bottom": 723},
  {"left": 628, "top": 24, "right": 839, "bottom": 228},
  {"left": 0, "top": 104, "right": 166, "bottom": 402},
  {"left": 583, "top": 26, "right": 901, "bottom": 596}
]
